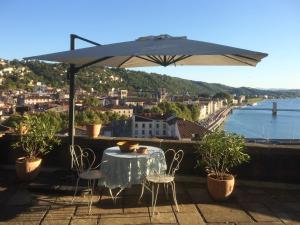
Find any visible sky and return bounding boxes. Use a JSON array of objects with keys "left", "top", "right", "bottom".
[{"left": 1, "top": 0, "right": 300, "bottom": 89}]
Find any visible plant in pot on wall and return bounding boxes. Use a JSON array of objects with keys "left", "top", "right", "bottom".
[
  {"left": 12, "top": 114, "right": 60, "bottom": 181},
  {"left": 3, "top": 113, "right": 29, "bottom": 135},
  {"left": 196, "top": 130, "right": 250, "bottom": 200},
  {"left": 84, "top": 110, "right": 102, "bottom": 138}
]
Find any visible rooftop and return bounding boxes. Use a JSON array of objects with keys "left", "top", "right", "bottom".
[{"left": 0, "top": 169, "right": 299, "bottom": 224}]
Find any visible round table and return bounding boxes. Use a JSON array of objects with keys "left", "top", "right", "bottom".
[{"left": 99, "top": 145, "right": 166, "bottom": 190}]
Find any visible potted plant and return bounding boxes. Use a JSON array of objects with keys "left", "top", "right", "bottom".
[
  {"left": 84, "top": 110, "right": 102, "bottom": 138},
  {"left": 196, "top": 130, "right": 250, "bottom": 200},
  {"left": 12, "top": 114, "right": 60, "bottom": 181},
  {"left": 3, "top": 113, "right": 29, "bottom": 135}
]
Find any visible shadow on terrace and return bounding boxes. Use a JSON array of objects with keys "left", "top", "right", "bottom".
[{"left": 0, "top": 135, "right": 300, "bottom": 224}]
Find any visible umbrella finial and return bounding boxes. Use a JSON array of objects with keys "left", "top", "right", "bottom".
[{"left": 136, "top": 34, "right": 187, "bottom": 41}]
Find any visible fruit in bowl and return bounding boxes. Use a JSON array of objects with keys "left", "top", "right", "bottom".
[
  {"left": 136, "top": 147, "right": 148, "bottom": 154},
  {"left": 117, "top": 141, "right": 139, "bottom": 152}
]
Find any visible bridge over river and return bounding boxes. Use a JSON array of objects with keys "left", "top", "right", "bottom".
[
  {"left": 235, "top": 102, "right": 300, "bottom": 115},
  {"left": 238, "top": 108, "right": 300, "bottom": 112}
]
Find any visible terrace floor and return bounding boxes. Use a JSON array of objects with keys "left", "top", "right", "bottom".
[{"left": 0, "top": 169, "right": 300, "bottom": 225}]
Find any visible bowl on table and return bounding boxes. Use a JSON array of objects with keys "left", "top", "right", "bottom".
[{"left": 117, "top": 141, "right": 139, "bottom": 153}]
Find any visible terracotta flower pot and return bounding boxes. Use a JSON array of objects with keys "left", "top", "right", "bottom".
[
  {"left": 86, "top": 124, "right": 102, "bottom": 138},
  {"left": 207, "top": 173, "right": 235, "bottom": 200},
  {"left": 15, "top": 157, "right": 42, "bottom": 181}
]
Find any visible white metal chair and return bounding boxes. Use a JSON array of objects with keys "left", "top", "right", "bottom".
[
  {"left": 139, "top": 149, "right": 184, "bottom": 216},
  {"left": 70, "top": 145, "right": 106, "bottom": 214}
]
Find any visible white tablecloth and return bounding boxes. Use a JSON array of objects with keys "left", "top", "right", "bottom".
[{"left": 99, "top": 145, "right": 166, "bottom": 189}]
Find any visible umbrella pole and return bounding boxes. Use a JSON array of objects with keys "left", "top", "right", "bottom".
[
  {"left": 67, "top": 34, "right": 101, "bottom": 153},
  {"left": 68, "top": 34, "right": 76, "bottom": 150}
]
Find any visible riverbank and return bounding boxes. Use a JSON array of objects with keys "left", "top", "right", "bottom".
[
  {"left": 246, "top": 97, "right": 264, "bottom": 105},
  {"left": 198, "top": 107, "right": 232, "bottom": 131}
]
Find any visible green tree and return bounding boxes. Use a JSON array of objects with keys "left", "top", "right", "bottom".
[
  {"left": 83, "top": 96, "right": 100, "bottom": 107},
  {"left": 213, "top": 92, "right": 232, "bottom": 103}
]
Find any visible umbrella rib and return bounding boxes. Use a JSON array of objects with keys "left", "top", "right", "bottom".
[
  {"left": 223, "top": 55, "right": 255, "bottom": 66},
  {"left": 75, "top": 56, "right": 114, "bottom": 71},
  {"left": 117, "top": 56, "right": 134, "bottom": 68},
  {"left": 166, "top": 55, "right": 173, "bottom": 64},
  {"left": 148, "top": 55, "right": 161, "bottom": 62},
  {"left": 157, "top": 55, "right": 164, "bottom": 63},
  {"left": 136, "top": 56, "right": 161, "bottom": 65},
  {"left": 234, "top": 54, "right": 260, "bottom": 62},
  {"left": 172, "top": 55, "right": 192, "bottom": 65},
  {"left": 167, "top": 55, "right": 176, "bottom": 65}
]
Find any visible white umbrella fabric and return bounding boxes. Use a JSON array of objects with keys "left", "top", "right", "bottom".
[
  {"left": 25, "top": 35, "right": 267, "bottom": 68},
  {"left": 24, "top": 34, "right": 268, "bottom": 147}
]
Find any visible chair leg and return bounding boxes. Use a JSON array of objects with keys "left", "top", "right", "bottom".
[
  {"left": 72, "top": 178, "right": 80, "bottom": 204},
  {"left": 164, "top": 183, "right": 169, "bottom": 199},
  {"left": 138, "top": 182, "right": 145, "bottom": 204},
  {"left": 109, "top": 188, "right": 115, "bottom": 203},
  {"left": 151, "top": 183, "right": 160, "bottom": 217},
  {"left": 170, "top": 181, "right": 179, "bottom": 212},
  {"left": 86, "top": 180, "right": 91, "bottom": 209},
  {"left": 88, "top": 179, "right": 96, "bottom": 214}
]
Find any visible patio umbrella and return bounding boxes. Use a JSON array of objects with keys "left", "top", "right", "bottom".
[{"left": 24, "top": 34, "right": 268, "bottom": 146}]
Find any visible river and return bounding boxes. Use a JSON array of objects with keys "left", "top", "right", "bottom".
[{"left": 224, "top": 98, "right": 300, "bottom": 140}]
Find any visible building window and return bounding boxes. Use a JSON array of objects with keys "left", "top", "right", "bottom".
[
  {"left": 135, "top": 130, "right": 138, "bottom": 135},
  {"left": 156, "top": 124, "right": 159, "bottom": 129},
  {"left": 149, "top": 124, "right": 152, "bottom": 128},
  {"left": 149, "top": 130, "right": 152, "bottom": 135},
  {"left": 135, "top": 123, "right": 138, "bottom": 128},
  {"left": 142, "top": 123, "right": 145, "bottom": 128},
  {"left": 163, "top": 123, "right": 166, "bottom": 129},
  {"left": 142, "top": 130, "right": 145, "bottom": 135},
  {"left": 163, "top": 130, "right": 166, "bottom": 135},
  {"left": 156, "top": 130, "right": 159, "bottom": 135}
]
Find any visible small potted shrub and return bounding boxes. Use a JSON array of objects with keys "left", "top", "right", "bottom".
[
  {"left": 12, "top": 115, "right": 60, "bottom": 181},
  {"left": 3, "top": 113, "right": 29, "bottom": 135},
  {"left": 196, "top": 130, "right": 250, "bottom": 200},
  {"left": 84, "top": 110, "right": 102, "bottom": 138}
]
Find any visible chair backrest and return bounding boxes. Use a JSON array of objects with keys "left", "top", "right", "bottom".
[
  {"left": 70, "top": 145, "right": 96, "bottom": 175},
  {"left": 165, "top": 149, "right": 184, "bottom": 177},
  {"left": 149, "top": 149, "right": 184, "bottom": 177}
]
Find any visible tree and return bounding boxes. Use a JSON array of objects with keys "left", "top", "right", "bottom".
[
  {"left": 213, "top": 92, "right": 232, "bottom": 103},
  {"left": 83, "top": 97, "right": 100, "bottom": 107}
]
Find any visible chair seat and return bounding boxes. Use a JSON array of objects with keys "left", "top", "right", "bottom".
[
  {"left": 79, "top": 170, "right": 103, "bottom": 180},
  {"left": 146, "top": 174, "right": 174, "bottom": 183}
]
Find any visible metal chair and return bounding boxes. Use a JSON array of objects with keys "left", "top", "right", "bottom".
[
  {"left": 139, "top": 149, "right": 184, "bottom": 216},
  {"left": 70, "top": 145, "right": 106, "bottom": 214}
]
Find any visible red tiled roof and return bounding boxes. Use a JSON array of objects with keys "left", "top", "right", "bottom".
[
  {"left": 135, "top": 113, "right": 173, "bottom": 121},
  {"left": 176, "top": 119, "right": 209, "bottom": 139},
  {"left": 109, "top": 105, "right": 132, "bottom": 110}
]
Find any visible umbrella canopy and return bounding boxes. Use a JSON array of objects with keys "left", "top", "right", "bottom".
[
  {"left": 24, "top": 34, "right": 268, "bottom": 149},
  {"left": 25, "top": 35, "right": 267, "bottom": 68}
]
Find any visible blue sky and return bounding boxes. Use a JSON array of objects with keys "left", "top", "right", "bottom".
[{"left": 1, "top": 0, "right": 299, "bottom": 89}]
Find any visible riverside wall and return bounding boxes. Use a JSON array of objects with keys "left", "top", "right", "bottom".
[{"left": 1, "top": 135, "right": 300, "bottom": 184}]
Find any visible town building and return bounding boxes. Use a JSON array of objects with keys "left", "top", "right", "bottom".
[
  {"left": 238, "top": 95, "right": 246, "bottom": 104},
  {"left": 125, "top": 98, "right": 147, "bottom": 107},
  {"left": 132, "top": 113, "right": 208, "bottom": 140},
  {"left": 109, "top": 105, "right": 133, "bottom": 118},
  {"left": 17, "top": 95, "right": 54, "bottom": 106}
]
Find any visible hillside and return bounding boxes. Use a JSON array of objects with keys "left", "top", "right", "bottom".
[{"left": 0, "top": 59, "right": 300, "bottom": 98}]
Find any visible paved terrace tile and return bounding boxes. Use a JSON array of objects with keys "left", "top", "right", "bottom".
[{"left": 0, "top": 170, "right": 299, "bottom": 225}]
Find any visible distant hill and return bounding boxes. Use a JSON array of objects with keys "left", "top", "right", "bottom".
[{"left": 0, "top": 59, "right": 300, "bottom": 98}]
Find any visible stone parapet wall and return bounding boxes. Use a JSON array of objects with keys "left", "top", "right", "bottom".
[{"left": 1, "top": 135, "right": 299, "bottom": 183}]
